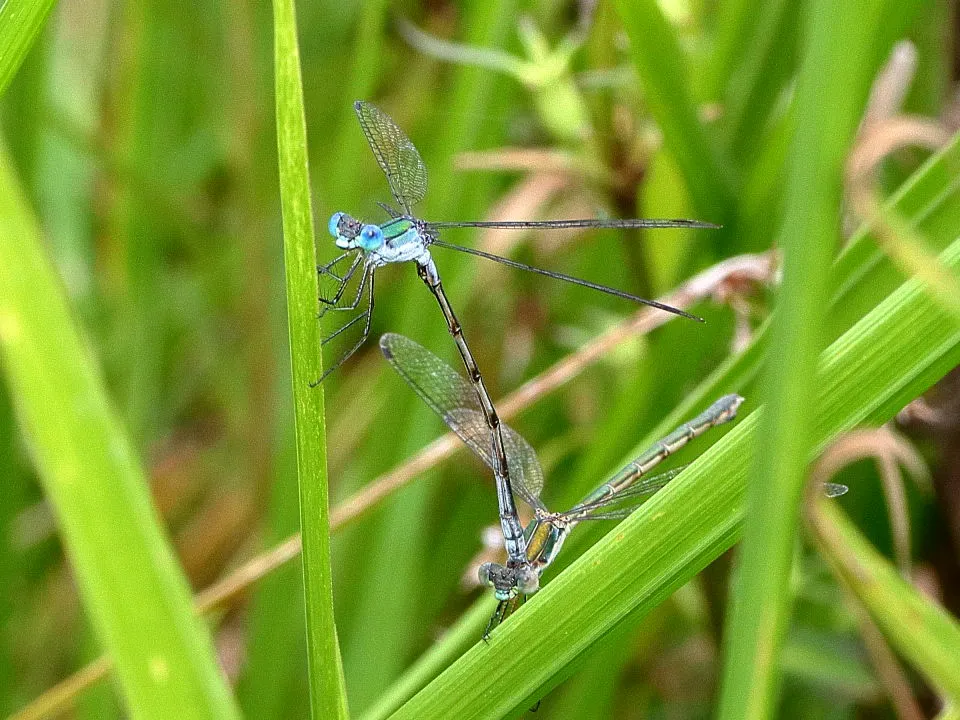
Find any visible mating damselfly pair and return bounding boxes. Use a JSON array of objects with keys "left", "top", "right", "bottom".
[
  {"left": 319, "top": 100, "right": 713, "bottom": 570},
  {"left": 317, "top": 102, "right": 844, "bottom": 637},
  {"left": 379, "top": 335, "right": 847, "bottom": 636}
]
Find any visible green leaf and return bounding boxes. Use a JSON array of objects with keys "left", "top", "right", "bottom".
[
  {"left": 715, "top": 0, "right": 804, "bottom": 160},
  {"left": 717, "top": 2, "right": 888, "bottom": 716},
  {"left": 0, "top": 0, "right": 57, "bottom": 97},
  {"left": 272, "top": 0, "right": 348, "bottom": 716},
  {"left": 0, "top": 142, "right": 240, "bottom": 718},
  {"left": 614, "top": 0, "right": 734, "bottom": 222},
  {"left": 810, "top": 500, "right": 960, "bottom": 699}
]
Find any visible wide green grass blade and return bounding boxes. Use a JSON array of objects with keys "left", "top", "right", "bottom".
[
  {"left": 386, "top": 240, "right": 960, "bottom": 719},
  {"left": 717, "top": 2, "right": 886, "bottom": 717},
  {"left": 0, "top": 0, "right": 57, "bottom": 97},
  {"left": 272, "top": 0, "right": 347, "bottom": 716},
  {"left": 810, "top": 500, "right": 960, "bottom": 700},
  {"left": 0, "top": 141, "right": 240, "bottom": 718},
  {"left": 613, "top": 0, "right": 734, "bottom": 222}
]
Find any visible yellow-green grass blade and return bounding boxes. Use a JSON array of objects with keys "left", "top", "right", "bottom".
[
  {"left": 0, "top": 141, "right": 240, "bottom": 718},
  {"left": 810, "top": 500, "right": 960, "bottom": 700},
  {"left": 385, "top": 236, "right": 960, "bottom": 718},
  {"left": 718, "top": 1, "right": 887, "bottom": 716},
  {"left": 0, "top": 0, "right": 57, "bottom": 97},
  {"left": 272, "top": 0, "right": 348, "bottom": 716}
]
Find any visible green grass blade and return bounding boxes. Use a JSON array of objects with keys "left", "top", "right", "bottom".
[
  {"left": 717, "top": 2, "right": 887, "bottom": 717},
  {"left": 613, "top": 0, "right": 734, "bottom": 221},
  {"left": 717, "top": 0, "right": 803, "bottom": 160},
  {"left": 0, "top": 0, "right": 57, "bottom": 97},
  {"left": 272, "top": 0, "right": 347, "bottom": 716},
  {"left": 707, "top": 0, "right": 768, "bottom": 99},
  {"left": 0, "top": 142, "right": 240, "bottom": 718},
  {"left": 810, "top": 500, "right": 960, "bottom": 700},
  {"left": 387, "top": 236, "right": 960, "bottom": 719}
]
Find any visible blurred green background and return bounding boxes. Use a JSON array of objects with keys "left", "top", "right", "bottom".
[{"left": 2, "top": 0, "right": 959, "bottom": 718}]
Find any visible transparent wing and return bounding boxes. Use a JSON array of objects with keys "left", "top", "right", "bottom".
[
  {"left": 563, "top": 467, "right": 684, "bottom": 522},
  {"left": 428, "top": 240, "right": 701, "bottom": 321},
  {"left": 355, "top": 101, "right": 428, "bottom": 213},
  {"left": 380, "top": 333, "right": 545, "bottom": 509},
  {"left": 823, "top": 482, "right": 848, "bottom": 498},
  {"left": 426, "top": 218, "right": 719, "bottom": 230}
]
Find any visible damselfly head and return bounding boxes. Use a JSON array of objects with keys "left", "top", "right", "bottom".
[
  {"left": 328, "top": 212, "right": 364, "bottom": 248},
  {"left": 479, "top": 561, "right": 519, "bottom": 601},
  {"left": 479, "top": 561, "right": 539, "bottom": 600}
]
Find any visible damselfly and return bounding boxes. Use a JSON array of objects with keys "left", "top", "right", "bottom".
[
  {"left": 322, "top": 100, "right": 717, "bottom": 566},
  {"left": 380, "top": 332, "right": 746, "bottom": 637},
  {"left": 321, "top": 101, "right": 715, "bottom": 384}
]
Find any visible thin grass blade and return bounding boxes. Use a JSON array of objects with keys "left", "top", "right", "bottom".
[
  {"left": 0, "top": 0, "right": 58, "bottom": 97},
  {"left": 613, "top": 0, "right": 734, "bottom": 221},
  {"left": 272, "top": 0, "right": 348, "bottom": 715},
  {"left": 718, "top": 3, "right": 888, "bottom": 716}
]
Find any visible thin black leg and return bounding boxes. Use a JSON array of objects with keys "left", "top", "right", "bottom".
[
  {"left": 311, "top": 270, "right": 376, "bottom": 386},
  {"left": 319, "top": 253, "right": 364, "bottom": 310}
]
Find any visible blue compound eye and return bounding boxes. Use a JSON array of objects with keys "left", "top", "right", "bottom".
[
  {"left": 358, "top": 224, "right": 384, "bottom": 251},
  {"left": 328, "top": 212, "right": 344, "bottom": 238}
]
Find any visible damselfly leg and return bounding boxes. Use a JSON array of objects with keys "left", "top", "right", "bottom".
[
  {"left": 318, "top": 252, "right": 365, "bottom": 313},
  {"left": 312, "top": 270, "right": 376, "bottom": 386}
]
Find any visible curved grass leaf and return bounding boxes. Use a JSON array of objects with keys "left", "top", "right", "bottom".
[
  {"left": 810, "top": 500, "right": 960, "bottom": 700},
  {"left": 0, "top": 142, "right": 240, "bottom": 717}
]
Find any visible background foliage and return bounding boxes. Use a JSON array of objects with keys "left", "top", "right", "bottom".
[{"left": 1, "top": 0, "right": 959, "bottom": 718}]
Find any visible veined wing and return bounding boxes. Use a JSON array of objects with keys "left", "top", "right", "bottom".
[
  {"left": 563, "top": 467, "right": 684, "bottom": 522},
  {"left": 380, "top": 333, "right": 545, "bottom": 511},
  {"left": 426, "top": 218, "right": 719, "bottom": 230},
  {"left": 427, "top": 239, "right": 701, "bottom": 321},
  {"left": 355, "top": 101, "right": 428, "bottom": 213}
]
